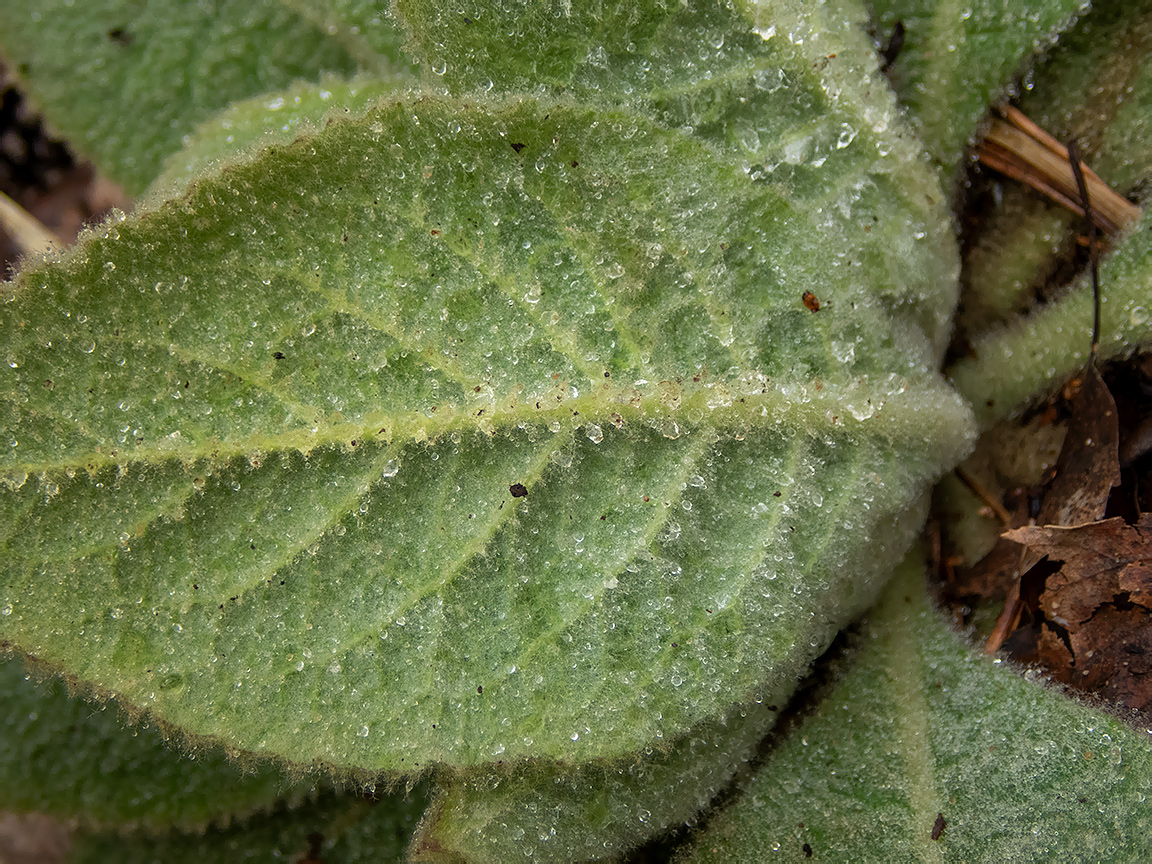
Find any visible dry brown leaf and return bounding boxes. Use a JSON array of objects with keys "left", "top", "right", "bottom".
[
  {"left": 1005, "top": 515, "right": 1152, "bottom": 630},
  {"left": 1036, "top": 363, "right": 1119, "bottom": 528},
  {"left": 1005, "top": 514, "right": 1152, "bottom": 718}
]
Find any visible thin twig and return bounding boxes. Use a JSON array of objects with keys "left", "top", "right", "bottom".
[
  {"left": 1067, "top": 140, "right": 1101, "bottom": 358},
  {"left": 0, "top": 190, "right": 61, "bottom": 258},
  {"left": 953, "top": 466, "right": 1012, "bottom": 526},
  {"left": 977, "top": 111, "right": 1141, "bottom": 235},
  {"left": 984, "top": 576, "right": 1023, "bottom": 655}
]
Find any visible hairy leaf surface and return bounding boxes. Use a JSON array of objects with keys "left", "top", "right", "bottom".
[
  {"left": 67, "top": 787, "right": 428, "bottom": 864},
  {"left": 950, "top": 209, "right": 1152, "bottom": 427},
  {"left": 1, "top": 2, "right": 972, "bottom": 775},
  {"left": 678, "top": 554, "right": 1152, "bottom": 862},
  {"left": 0, "top": 0, "right": 359, "bottom": 193},
  {"left": 414, "top": 686, "right": 793, "bottom": 862},
  {"left": 0, "top": 656, "right": 304, "bottom": 829},
  {"left": 870, "top": 0, "right": 1087, "bottom": 174}
]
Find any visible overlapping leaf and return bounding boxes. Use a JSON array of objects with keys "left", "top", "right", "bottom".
[
  {"left": 950, "top": 208, "right": 1152, "bottom": 427},
  {"left": 0, "top": 656, "right": 305, "bottom": 829},
  {"left": 413, "top": 690, "right": 789, "bottom": 862},
  {"left": 678, "top": 554, "right": 1152, "bottom": 862},
  {"left": 0, "top": 0, "right": 363, "bottom": 193},
  {"left": 66, "top": 787, "right": 428, "bottom": 864},
  {"left": 869, "top": 0, "right": 1087, "bottom": 174},
  {"left": 1, "top": 1, "right": 972, "bottom": 776},
  {"left": 958, "top": 0, "right": 1152, "bottom": 339}
]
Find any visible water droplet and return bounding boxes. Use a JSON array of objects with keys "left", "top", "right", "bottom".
[
  {"left": 431, "top": 59, "right": 447, "bottom": 75},
  {"left": 382, "top": 460, "right": 400, "bottom": 478},
  {"left": 265, "top": 96, "right": 285, "bottom": 110},
  {"left": 585, "top": 423, "right": 603, "bottom": 444},
  {"left": 358, "top": 724, "right": 370, "bottom": 737},
  {"left": 80, "top": 341, "right": 96, "bottom": 354},
  {"left": 0, "top": 603, "right": 11, "bottom": 616}
]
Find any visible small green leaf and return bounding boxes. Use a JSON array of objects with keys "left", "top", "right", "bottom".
[
  {"left": 870, "top": 0, "right": 1087, "bottom": 173},
  {"left": 678, "top": 553, "right": 1152, "bottom": 862},
  {"left": 1, "top": 3, "right": 972, "bottom": 776},
  {"left": 0, "top": 0, "right": 358, "bottom": 193},
  {"left": 956, "top": 0, "right": 1152, "bottom": 339},
  {"left": 66, "top": 787, "right": 429, "bottom": 864},
  {"left": 147, "top": 76, "right": 407, "bottom": 204},
  {"left": 949, "top": 209, "right": 1152, "bottom": 427},
  {"left": 281, "top": 0, "right": 415, "bottom": 73},
  {"left": 414, "top": 693, "right": 791, "bottom": 862},
  {"left": 0, "top": 656, "right": 303, "bottom": 829}
]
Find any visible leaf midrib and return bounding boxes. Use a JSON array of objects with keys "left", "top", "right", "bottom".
[
  {"left": 884, "top": 596, "right": 945, "bottom": 863},
  {"left": 1, "top": 374, "right": 964, "bottom": 480}
]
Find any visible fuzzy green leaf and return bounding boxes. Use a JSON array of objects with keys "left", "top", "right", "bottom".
[
  {"left": 0, "top": 656, "right": 305, "bottom": 830},
  {"left": 414, "top": 687, "right": 793, "bottom": 862},
  {"left": 678, "top": 553, "right": 1152, "bottom": 862},
  {"left": 1, "top": 2, "right": 972, "bottom": 776},
  {"left": 870, "top": 0, "right": 1087, "bottom": 174},
  {"left": 397, "top": 0, "right": 960, "bottom": 347},
  {"left": 280, "top": 0, "right": 415, "bottom": 73},
  {"left": 949, "top": 209, "right": 1152, "bottom": 428},
  {"left": 146, "top": 75, "right": 406, "bottom": 204},
  {"left": 66, "top": 787, "right": 429, "bottom": 864},
  {"left": 955, "top": 0, "right": 1152, "bottom": 340},
  {"left": 0, "top": 0, "right": 360, "bottom": 193}
]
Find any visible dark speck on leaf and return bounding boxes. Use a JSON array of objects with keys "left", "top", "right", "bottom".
[
  {"left": 571, "top": 160, "right": 580, "bottom": 167},
  {"left": 803, "top": 843, "right": 813, "bottom": 858},
  {"left": 509, "top": 483, "right": 528, "bottom": 498},
  {"left": 107, "top": 27, "right": 132, "bottom": 46},
  {"left": 273, "top": 351, "right": 285, "bottom": 359},
  {"left": 932, "top": 812, "right": 946, "bottom": 841},
  {"left": 802, "top": 290, "right": 821, "bottom": 312},
  {"left": 462, "top": 15, "right": 473, "bottom": 23},
  {"left": 510, "top": 142, "right": 526, "bottom": 154}
]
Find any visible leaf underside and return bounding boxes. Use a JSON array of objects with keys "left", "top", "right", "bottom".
[{"left": 1, "top": 0, "right": 972, "bottom": 775}]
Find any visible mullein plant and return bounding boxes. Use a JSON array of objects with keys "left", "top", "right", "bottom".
[{"left": 1, "top": 0, "right": 1150, "bottom": 860}]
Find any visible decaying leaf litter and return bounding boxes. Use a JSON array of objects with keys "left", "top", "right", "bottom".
[{"left": 942, "top": 103, "right": 1152, "bottom": 726}]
